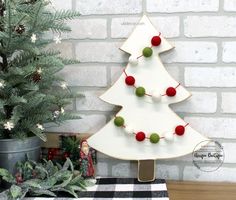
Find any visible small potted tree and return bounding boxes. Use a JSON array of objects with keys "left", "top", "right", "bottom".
[{"left": 0, "top": 0, "right": 80, "bottom": 173}]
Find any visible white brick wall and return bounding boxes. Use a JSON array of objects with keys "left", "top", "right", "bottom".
[
  {"left": 76, "top": 90, "right": 115, "bottom": 111},
  {"left": 183, "top": 166, "right": 236, "bottom": 182},
  {"left": 156, "top": 164, "right": 180, "bottom": 180},
  {"left": 224, "top": 0, "right": 236, "bottom": 11},
  {"left": 65, "top": 19, "right": 107, "bottom": 39},
  {"left": 111, "top": 17, "right": 180, "bottom": 38},
  {"left": 75, "top": 42, "right": 126, "bottom": 63},
  {"left": 222, "top": 42, "right": 236, "bottom": 63},
  {"left": 146, "top": 0, "right": 219, "bottom": 13},
  {"left": 45, "top": 115, "right": 106, "bottom": 133},
  {"left": 185, "top": 67, "right": 236, "bottom": 87},
  {"left": 51, "top": 0, "right": 72, "bottom": 10},
  {"left": 221, "top": 93, "right": 236, "bottom": 113},
  {"left": 57, "top": 65, "right": 107, "bottom": 87},
  {"left": 222, "top": 143, "right": 236, "bottom": 163},
  {"left": 184, "top": 117, "right": 236, "bottom": 139},
  {"left": 184, "top": 16, "right": 236, "bottom": 37},
  {"left": 161, "top": 42, "right": 217, "bottom": 63},
  {"left": 76, "top": 0, "right": 142, "bottom": 15},
  {"left": 49, "top": 0, "right": 236, "bottom": 182},
  {"left": 172, "top": 92, "right": 217, "bottom": 113}
]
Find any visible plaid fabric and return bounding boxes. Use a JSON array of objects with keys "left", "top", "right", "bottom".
[
  {"left": 78, "top": 178, "right": 169, "bottom": 200},
  {"left": 26, "top": 178, "right": 169, "bottom": 200}
]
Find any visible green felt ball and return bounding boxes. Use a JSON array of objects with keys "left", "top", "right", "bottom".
[
  {"left": 142, "top": 47, "right": 153, "bottom": 57},
  {"left": 150, "top": 133, "right": 160, "bottom": 144},
  {"left": 135, "top": 87, "right": 146, "bottom": 97},
  {"left": 114, "top": 116, "right": 124, "bottom": 127}
]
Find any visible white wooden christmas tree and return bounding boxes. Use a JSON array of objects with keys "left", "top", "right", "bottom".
[{"left": 88, "top": 15, "right": 208, "bottom": 181}]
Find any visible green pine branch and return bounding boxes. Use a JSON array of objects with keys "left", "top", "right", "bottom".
[{"left": 0, "top": 0, "right": 81, "bottom": 139}]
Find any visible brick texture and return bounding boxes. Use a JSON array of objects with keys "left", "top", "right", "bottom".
[
  {"left": 147, "top": 0, "right": 219, "bottom": 13},
  {"left": 184, "top": 16, "right": 236, "bottom": 37},
  {"left": 185, "top": 67, "right": 236, "bottom": 87},
  {"left": 111, "top": 17, "right": 180, "bottom": 39},
  {"left": 161, "top": 42, "right": 217, "bottom": 63},
  {"left": 76, "top": 0, "right": 142, "bottom": 15}
]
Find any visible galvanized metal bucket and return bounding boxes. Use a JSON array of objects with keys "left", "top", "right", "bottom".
[{"left": 0, "top": 136, "right": 41, "bottom": 173}]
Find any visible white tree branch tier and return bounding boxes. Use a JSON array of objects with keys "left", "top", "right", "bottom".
[{"left": 88, "top": 15, "right": 208, "bottom": 161}]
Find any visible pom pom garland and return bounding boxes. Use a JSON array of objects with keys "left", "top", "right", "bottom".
[
  {"left": 136, "top": 132, "right": 146, "bottom": 141},
  {"left": 123, "top": 70, "right": 181, "bottom": 100},
  {"left": 142, "top": 47, "right": 153, "bottom": 57},
  {"left": 121, "top": 33, "right": 183, "bottom": 100},
  {"left": 114, "top": 116, "right": 125, "bottom": 127},
  {"left": 150, "top": 133, "right": 160, "bottom": 143},
  {"left": 166, "top": 87, "right": 176, "bottom": 97},
  {"left": 124, "top": 71, "right": 180, "bottom": 99},
  {"left": 129, "top": 55, "right": 138, "bottom": 66},
  {"left": 110, "top": 32, "right": 192, "bottom": 146},
  {"left": 124, "top": 125, "right": 134, "bottom": 135},
  {"left": 175, "top": 125, "right": 185, "bottom": 136},
  {"left": 125, "top": 76, "right": 135, "bottom": 86},
  {"left": 122, "top": 33, "right": 182, "bottom": 100},
  {"left": 151, "top": 91, "right": 162, "bottom": 102},
  {"left": 114, "top": 116, "right": 189, "bottom": 144},
  {"left": 151, "top": 36, "right": 161, "bottom": 46},
  {"left": 135, "top": 87, "right": 146, "bottom": 97},
  {"left": 164, "top": 132, "right": 174, "bottom": 142}
]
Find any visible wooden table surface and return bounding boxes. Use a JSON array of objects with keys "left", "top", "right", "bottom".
[{"left": 167, "top": 181, "right": 236, "bottom": 200}]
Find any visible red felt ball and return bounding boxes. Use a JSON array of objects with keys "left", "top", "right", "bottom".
[
  {"left": 166, "top": 87, "right": 176, "bottom": 97},
  {"left": 125, "top": 76, "right": 135, "bottom": 86},
  {"left": 136, "top": 132, "right": 146, "bottom": 141},
  {"left": 151, "top": 36, "right": 161, "bottom": 46},
  {"left": 175, "top": 125, "right": 185, "bottom": 136}
]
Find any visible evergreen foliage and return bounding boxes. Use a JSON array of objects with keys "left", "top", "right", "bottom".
[
  {"left": 0, "top": 0, "right": 80, "bottom": 140},
  {"left": 0, "top": 158, "right": 93, "bottom": 199}
]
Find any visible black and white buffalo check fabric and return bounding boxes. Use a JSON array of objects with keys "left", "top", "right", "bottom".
[
  {"left": 27, "top": 178, "right": 169, "bottom": 200},
  {"left": 78, "top": 178, "right": 169, "bottom": 200}
]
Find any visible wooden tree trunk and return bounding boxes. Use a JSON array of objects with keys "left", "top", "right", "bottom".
[{"left": 138, "top": 160, "right": 155, "bottom": 182}]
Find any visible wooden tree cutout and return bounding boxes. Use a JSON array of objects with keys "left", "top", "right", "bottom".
[{"left": 88, "top": 15, "right": 208, "bottom": 182}]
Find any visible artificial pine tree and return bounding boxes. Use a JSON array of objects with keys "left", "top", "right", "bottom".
[
  {"left": 0, "top": 0, "right": 80, "bottom": 141},
  {"left": 88, "top": 15, "right": 208, "bottom": 181}
]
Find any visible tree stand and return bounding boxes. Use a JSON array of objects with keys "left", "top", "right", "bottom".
[{"left": 138, "top": 160, "right": 155, "bottom": 182}]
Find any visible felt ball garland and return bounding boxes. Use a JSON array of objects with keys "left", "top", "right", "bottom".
[
  {"left": 164, "top": 132, "right": 174, "bottom": 142},
  {"left": 125, "top": 76, "right": 135, "bottom": 85},
  {"left": 142, "top": 47, "right": 153, "bottom": 57},
  {"left": 113, "top": 33, "right": 190, "bottom": 144},
  {"left": 122, "top": 33, "right": 181, "bottom": 100},
  {"left": 175, "top": 125, "right": 185, "bottom": 136},
  {"left": 114, "top": 116, "right": 125, "bottom": 127},
  {"left": 129, "top": 55, "right": 138, "bottom": 66},
  {"left": 150, "top": 133, "right": 160, "bottom": 143},
  {"left": 166, "top": 87, "right": 176, "bottom": 97},
  {"left": 151, "top": 91, "right": 162, "bottom": 102},
  {"left": 124, "top": 125, "right": 134, "bottom": 135},
  {"left": 123, "top": 68, "right": 181, "bottom": 99},
  {"left": 136, "top": 132, "right": 146, "bottom": 141},
  {"left": 135, "top": 87, "right": 146, "bottom": 97},
  {"left": 113, "top": 116, "right": 189, "bottom": 144},
  {"left": 128, "top": 33, "right": 162, "bottom": 65},
  {"left": 151, "top": 35, "right": 161, "bottom": 46}
]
